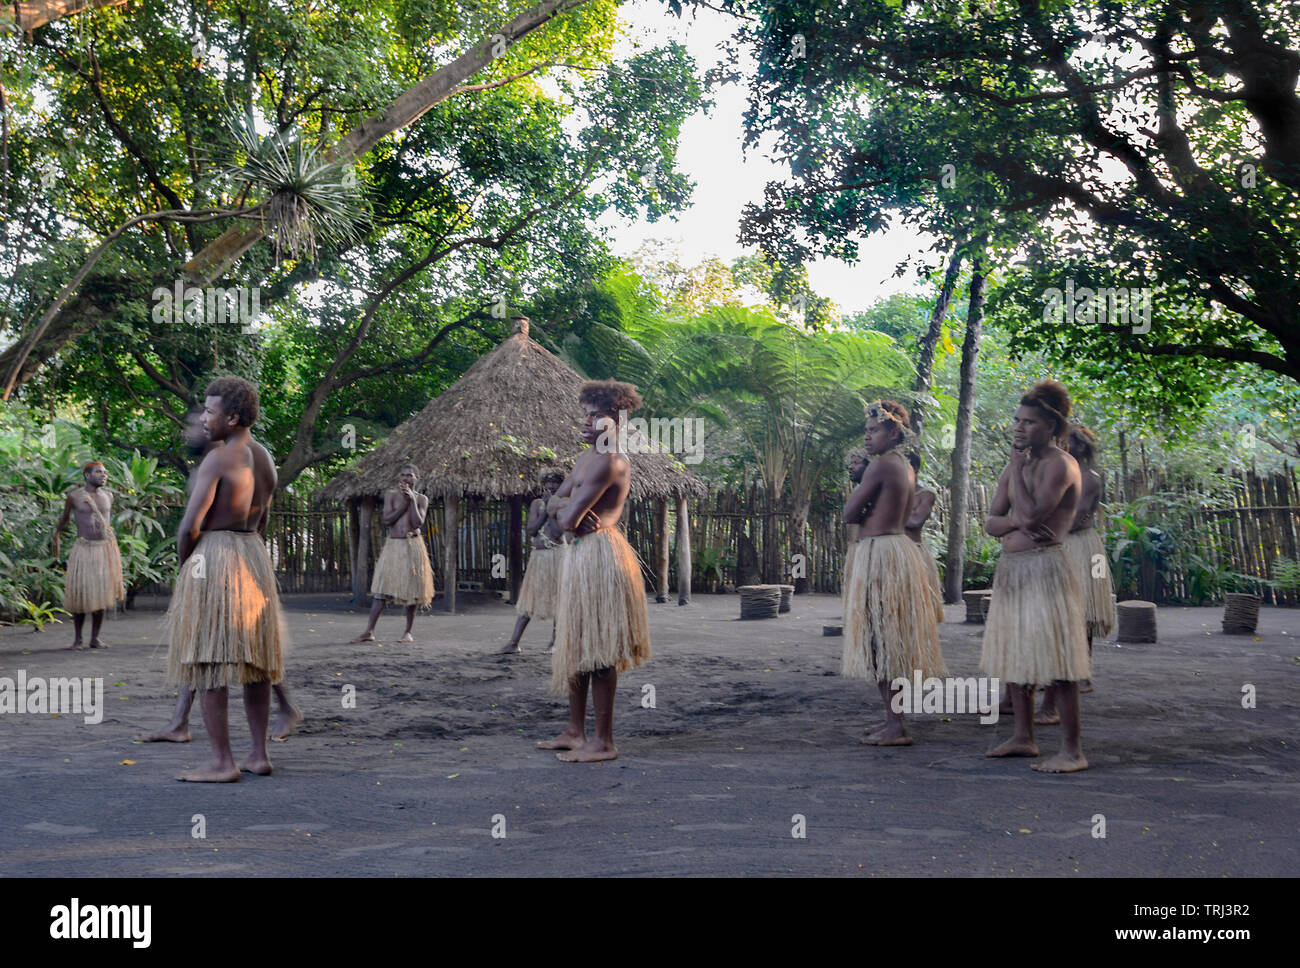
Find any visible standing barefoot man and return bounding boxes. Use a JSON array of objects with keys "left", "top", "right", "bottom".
[
  {"left": 906, "top": 452, "right": 945, "bottom": 624},
  {"left": 139, "top": 409, "right": 302, "bottom": 743},
  {"left": 538, "top": 380, "right": 651, "bottom": 763},
  {"left": 351, "top": 465, "right": 433, "bottom": 644},
  {"left": 981, "top": 380, "right": 1090, "bottom": 773},
  {"left": 1037, "top": 423, "right": 1114, "bottom": 720},
  {"left": 842, "top": 401, "right": 945, "bottom": 746},
  {"left": 499, "top": 467, "right": 566, "bottom": 655},
  {"left": 54, "top": 461, "right": 125, "bottom": 650},
  {"left": 165, "top": 377, "right": 287, "bottom": 782}
]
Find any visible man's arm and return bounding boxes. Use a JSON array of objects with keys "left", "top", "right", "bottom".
[
  {"left": 52, "top": 491, "right": 74, "bottom": 554},
  {"left": 177, "top": 453, "right": 222, "bottom": 563},
  {"left": 409, "top": 494, "right": 428, "bottom": 529},
  {"left": 985, "top": 465, "right": 1017, "bottom": 537},
  {"left": 558, "top": 455, "right": 622, "bottom": 532},
  {"left": 525, "top": 498, "right": 546, "bottom": 537},
  {"left": 905, "top": 490, "right": 936, "bottom": 531},
  {"left": 843, "top": 468, "right": 882, "bottom": 525},
  {"left": 380, "top": 489, "right": 409, "bottom": 527},
  {"left": 1008, "top": 453, "right": 1072, "bottom": 531}
]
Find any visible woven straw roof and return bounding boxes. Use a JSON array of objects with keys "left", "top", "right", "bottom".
[{"left": 319, "top": 319, "right": 706, "bottom": 503}]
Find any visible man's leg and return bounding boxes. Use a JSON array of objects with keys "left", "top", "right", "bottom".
[
  {"left": 270, "top": 683, "right": 303, "bottom": 741},
  {"left": 136, "top": 686, "right": 195, "bottom": 742},
  {"left": 177, "top": 687, "right": 240, "bottom": 782},
  {"left": 240, "top": 680, "right": 273, "bottom": 775},
  {"left": 558, "top": 667, "right": 619, "bottom": 762},
  {"left": 1080, "top": 634, "right": 1094, "bottom": 693},
  {"left": 537, "top": 672, "right": 589, "bottom": 750},
  {"left": 987, "top": 683, "right": 1039, "bottom": 757},
  {"left": 1036, "top": 684, "right": 1060, "bottom": 725},
  {"left": 350, "top": 597, "right": 386, "bottom": 642},
  {"left": 396, "top": 604, "right": 416, "bottom": 642},
  {"left": 1033, "top": 680, "right": 1089, "bottom": 773},
  {"left": 863, "top": 678, "right": 913, "bottom": 745},
  {"left": 88, "top": 608, "right": 108, "bottom": 648},
  {"left": 71, "top": 612, "right": 86, "bottom": 650},
  {"left": 498, "top": 613, "right": 530, "bottom": 654}
]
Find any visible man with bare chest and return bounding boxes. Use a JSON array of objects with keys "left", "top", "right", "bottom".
[
  {"left": 351, "top": 465, "right": 434, "bottom": 644},
  {"left": 538, "top": 381, "right": 651, "bottom": 763},
  {"left": 500, "top": 467, "right": 566, "bottom": 654},
  {"left": 841, "top": 401, "right": 945, "bottom": 746},
  {"left": 905, "top": 451, "right": 945, "bottom": 624},
  {"left": 981, "top": 380, "right": 1090, "bottom": 773},
  {"left": 164, "top": 377, "right": 287, "bottom": 782},
  {"left": 54, "top": 461, "right": 125, "bottom": 650}
]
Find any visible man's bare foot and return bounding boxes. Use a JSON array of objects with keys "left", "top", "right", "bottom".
[
  {"left": 1079, "top": 679, "right": 1093, "bottom": 694},
  {"left": 349, "top": 631, "right": 376, "bottom": 643},
  {"left": 999, "top": 699, "right": 1014, "bottom": 715},
  {"left": 497, "top": 641, "right": 522, "bottom": 655},
  {"left": 271, "top": 706, "right": 304, "bottom": 742},
  {"left": 861, "top": 724, "right": 913, "bottom": 746},
  {"left": 71, "top": 641, "right": 86, "bottom": 652},
  {"left": 536, "top": 731, "right": 585, "bottom": 750},
  {"left": 1034, "top": 707, "right": 1060, "bottom": 725},
  {"left": 89, "top": 639, "right": 109, "bottom": 649},
  {"left": 134, "top": 727, "right": 191, "bottom": 743},
  {"left": 544, "top": 646, "right": 555, "bottom": 655},
  {"left": 556, "top": 740, "right": 618, "bottom": 762},
  {"left": 987, "top": 737, "right": 1039, "bottom": 757},
  {"left": 396, "top": 632, "right": 414, "bottom": 643},
  {"left": 1031, "top": 751, "right": 1089, "bottom": 773},
  {"left": 239, "top": 755, "right": 273, "bottom": 775},
  {"left": 177, "top": 765, "right": 240, "bottom": 782}
]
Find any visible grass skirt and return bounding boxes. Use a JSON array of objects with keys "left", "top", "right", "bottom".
[
  {"left": 919, "top": 539, "right": 945, "bottom": 623},
  {"left": 166, "top": 531, "right": 286, "bottom": 690},
  {"left": 64, "top": 536, "right": 124, "bottom": 614},
  {"left": 516, "top": 546, "right": 559, "bottom": 620},
  {"left": 549, "top": 528, "right": 651, "bottom": 695},
  {"left": 980, "top": 545, "right": 1089, "bottom": 684},
  {"left": 370, "top": 534, "right": 434, "bottom": 606},
  {"left": 842, "top": 533, "right": 946, "bottom": 682},
  {"left": 1062, "top": 527, "right": 1115, "bottom": 639}
]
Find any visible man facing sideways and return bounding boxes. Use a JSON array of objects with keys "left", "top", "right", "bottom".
[
  {"left": 164, "top": 377, "right": 287, "bottom": 782},
  {"left": 906, "top": 451, "right": 945, "bottom": 624},
  {"left": 351, "top": 465, "right": 434, "bottom": 644},
  {"left": 981, "top": 379, "right": 1090, "bottom": 773},
  {"left": 538, "top": 380, "right": 651, "bottom": 763},
  {"left": 53, "top": 461, "right": 125, "bottom": 650},
  {"left": 500, "top": 467, "right": 566, "bottom": 655},
  {"left": 138, "top": 408, "right": 301, "bottom": 743},
  {"left": 841, "top": 401, "right": 945, "bottom": 746}
]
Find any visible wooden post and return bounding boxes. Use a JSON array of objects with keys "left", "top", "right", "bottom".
[
  {"left": 676, "top": 495, "right": 692, "bottom": 605},
  {"left": 654, "top": 497, "right": 670, "bottom": 602},
  {"left": 348, "top": 498, "right": 362, "bottom": 605},
  {"left": 444, "top": 493, "right": 459, "bottom": 613},
  {"left": 507, "top": 494, "right": 523, "bottom": 604},
  {"left": 356, "top": 497, "right": 374, "bottom": 607}
]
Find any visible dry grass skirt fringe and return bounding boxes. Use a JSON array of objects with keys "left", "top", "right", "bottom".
[
  {"left": 166, "top": 530, "right": 287, "bottom": 690},
  {"left": 980, "top": 545, "right": 1089, "bottom": 685},
  {"left": 842, "top": 533, "right": 946, "bottom": 683},
  {"left": 516, "top": 546, "right": 559, "bottom": 621},
  {"left": 370, "top": 534, "right": 435, "bottom": 606},
  {"left": 64, "top": 537, "right": 124, "bottom": 614},
  {"left": 1061, "top": 527, "right": 1116, "bottom": 640},
  {"left": 549, "top": 529, "right": 651, "bottom": 695}
]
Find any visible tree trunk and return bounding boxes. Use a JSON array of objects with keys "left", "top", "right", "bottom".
[
  {"left": 348, "top": 498, "right": 362, "bottom": 606},
  {"left": 507, "top": 494, "right": 523, "bottom": 604},
  {"left": 943, "top": 243, "right": 987, "bottom": 604},
  {"left": 789, "top": 494, "right": 810, "bottom": 594},
  {"left": 675, "top": 496, "right": 691, "bottom": 606},
  {"left": 443, "top": 493, "right": 459, "bottom": 614},
  {"left": 356, "top": 497, "right": 374, "bottom": 607},
  {"left": 654, "top": 497, "right": 669, "bottom": 603},
  {"left": 911, "top": 244, "right": 964, "bottom": 435}
]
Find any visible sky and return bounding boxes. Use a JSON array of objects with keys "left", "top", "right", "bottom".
[{"left": 595, "top": 0, "right": 938, "bottom": 316}]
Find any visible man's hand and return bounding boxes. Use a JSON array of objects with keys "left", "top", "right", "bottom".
[
  {"left": 1025, "top": 522, "right": 1055, "bottom": 543},
  {"left": 1009, "top": 446, "right": 1028, "bottom": 467}
]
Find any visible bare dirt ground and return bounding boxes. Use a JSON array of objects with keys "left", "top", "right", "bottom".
[{"left": 1, "top": 592, "right": 1295, "bottom": 877}]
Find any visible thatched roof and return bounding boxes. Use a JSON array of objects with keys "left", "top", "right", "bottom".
[{"left": 320, "top": 318, "right": 706, "bottom": 503}]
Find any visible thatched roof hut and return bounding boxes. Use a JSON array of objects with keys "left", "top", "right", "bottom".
[{"left": 323, "top": 318, "right": 703, "bottom": 610}]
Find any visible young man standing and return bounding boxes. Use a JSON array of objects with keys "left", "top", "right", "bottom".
[
  {"left": 500, "top": 467, "right": 566, "bottom": 655},
  {"left": 981, "top": 380, "right": 1090, "bottom": 773},
  {"left": 53, "top": 461, "right": 125, "bottom": 650},
  {"left": 841, "top": 401, "right": 945, "bottom": 746},
  {"left": 351, "top": 465, "right": 434, "bottom": 644},
  {"left": 538, "top": 381, "right": 651, "bottom": 763},
  {"left": 906, "top": 452, "right": 945, "bottom": 624},
  {"left": 165, "top": 377, "right": 287, "bottom": 782}
]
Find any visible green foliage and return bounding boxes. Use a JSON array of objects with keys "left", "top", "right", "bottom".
[
  {"left": 1268, "top": 556, "right": 1300, "bottom": 593},
  {"left": 16, "top": 599, "right": 69, "bottom": 633}
]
